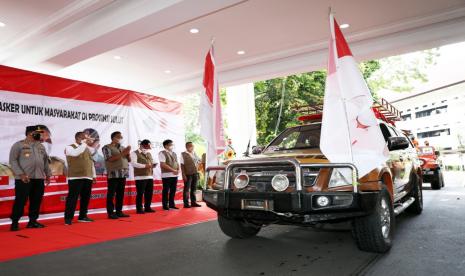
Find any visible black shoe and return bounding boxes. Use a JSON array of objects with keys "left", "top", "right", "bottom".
[
  {"left": 10, "top": 222, "right": 19, "bottom": 231},
  {"left": 27, "top": 221, "right": 45, "bottom": 228},
  {"left": 108, "top": 213, "right": 119, "bottom": 219},
  {"left": 136, "top": 210, "right": 145, "bottom": 214},
  {"left": 116, "top": 212, "right": 130, "bottom": 218},
  {"left": 65, "top": 219, "right": 72, "bottom": 225},
  {"left": 163, "top": 206, "right": 169, "bottom": 210},
  {"left": 170, "top": 206, "right": 179, "bottom": 210},
  {"left": 144, "top": 208, "right": 155, "bottom": 213},
  {"left": 191, "top": 203, "right": 202, "bottom": 207},
  {"left": 78, "top": 217, "right": 94, "bottom": 223},
  {"left": 184, "top": 204, "right": 191, "bottom": 208}
]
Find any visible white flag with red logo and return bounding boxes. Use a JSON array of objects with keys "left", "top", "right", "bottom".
[
  {"left": 320, "top": 14, "right": 388, "bottom": 177},
  {"left": 200, "top": 45, "right": 226, "bottom": 167}
]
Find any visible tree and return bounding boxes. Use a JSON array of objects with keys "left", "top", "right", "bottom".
[
  {"left": 254, "top": 49, "right": 439, "bottom": 145},
  {"left": 254, "top": 61, "right": 381, "bottom": 145}
]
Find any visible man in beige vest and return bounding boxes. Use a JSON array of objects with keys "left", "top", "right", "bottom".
[
  {"left": 180, "top": 142, "right": 201, "bottom": 208},
  {"left": 102, "top": 131, "right": 131, "bottom": 219},
  {"left": 158, "top": 139, "right": 179, "bottom": 210},
  {"left": 64, "top": 131, "right": 96, "bottom": 225},
  {"left": 130, "top": 139, "right": 157, "bottom": 214}
]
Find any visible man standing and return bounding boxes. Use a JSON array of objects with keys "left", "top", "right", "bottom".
[
  {"left": 9, "top": 126, "right": 51, "bottom": 231},
  {"left": 130, "top": 139, "right": 157, "bottom": 214},
  {"left": 180, "top": 142, "right": 202, "bottom": 208},
  {"left": 64, "top": 131, "right": 96, "bottom": 225},
  {"left": 158, "top": 139, "right": 179, "bottom": 210},
  {"left": 102, "top": 131, "right": 131, "bottom": 219}
]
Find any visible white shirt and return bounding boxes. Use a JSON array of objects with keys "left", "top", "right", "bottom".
[
  {"left": 65, "top": 143, "right": 96, "bottom": 181},
  {"left": 130, "top": 149, "right": 156, "bottom": 180},
  {"left": 158, "top": 150, "right": 179, "bottom": 178}
]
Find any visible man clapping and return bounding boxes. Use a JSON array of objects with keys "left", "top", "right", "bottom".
[{"left": 102, "top": 131, "right": 131, "bottom": 219}]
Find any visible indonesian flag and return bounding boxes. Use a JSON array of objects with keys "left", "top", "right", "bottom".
[
  {"left": 320, "top": 14, "right": 388, "bottom": 177},
  {"left": 200, "top": 45, "right": 226, "bottom": 167}
]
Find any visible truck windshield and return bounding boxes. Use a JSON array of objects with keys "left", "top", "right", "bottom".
[{"left": 265, "top": 123, "right": 321, "bottom": 152}]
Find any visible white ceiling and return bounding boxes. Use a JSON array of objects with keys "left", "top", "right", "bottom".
[{"left": 1, "top": 0, "right": 465, "bottom": 98}]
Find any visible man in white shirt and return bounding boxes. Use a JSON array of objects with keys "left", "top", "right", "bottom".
[
  {"left": 64, "top": 131, "right": 96, "bottom": 225},
  {"left": 130, "top": 139, "right": 157, "bottom": 214},
  {"left": 158, "top": 139, "right": 179, "bottom": 210}
]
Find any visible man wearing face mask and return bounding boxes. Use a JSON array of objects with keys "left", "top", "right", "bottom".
[
  {"left": 64, "top": 131, "right": 97, "bottom": 225},
  {"left": 180, "top": 142, "right": 202, "bottom": 208},
  {"left": 9, "top": 126, "right": 51, "bottom": 231},
  {"left": 130, "top": 139, "right": 157, "bottom": 214},
  {"left": 102, "top": 131, "right": 131, "bottom": 219},
  {"left": 158, "top": 139, "right": 179, "bottom": 210}
]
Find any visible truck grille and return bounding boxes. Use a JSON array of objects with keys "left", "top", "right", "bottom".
[{"left": 230, "top": 165, "right": 297, "bottom": 192}]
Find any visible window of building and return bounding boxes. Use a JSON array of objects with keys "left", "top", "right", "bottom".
[
  {"left": 401, "top": 114, "right": 411, "bottom": 121},
  {"left": 417, "top": 128, "right": 450, "bottom": 139},
  {"left": 423, "top": 105, "right": 427, "bottom": 108},
  {"left": 415, "top": 105, "right": 448, "bottom": 118}
]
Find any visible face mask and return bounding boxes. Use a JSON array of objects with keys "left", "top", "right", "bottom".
[
  {"left": 141, "top": 149, "right": 149, "bottom": 154},
  {"left": 32, "top": 133, "right": 41, "bottom": 141},
  {"left": 168, "top": 145, "right": 174, "bottom": 151}
]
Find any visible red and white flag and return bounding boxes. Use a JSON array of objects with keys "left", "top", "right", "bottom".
[
  {"left": 200, "top": 45, "right": 226, "bottom": 167},
  {"left": 320, "top": 14, "right": 388, "bottom": 177}
]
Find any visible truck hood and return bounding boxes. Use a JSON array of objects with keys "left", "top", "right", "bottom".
[{"left": 235, "top": 148, "right": 329, "bottom": 164}]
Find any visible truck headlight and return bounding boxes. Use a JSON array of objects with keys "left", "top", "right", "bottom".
[
  {"left": 419, "top": 159, "right": 425, "bottom": 166},
  {"left": 271, "top": 174, "right": 289, "bottom": 192},
  {"left": 328, "top": 168, "right": 353, "bottom": 188},
  {"left": 234, "top": 173, "right": 249, "bottom": 189}
]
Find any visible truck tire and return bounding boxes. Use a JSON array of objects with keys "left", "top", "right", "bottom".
[
  {"left": 218, "top": 214, "right": 261, "bottom": 239},
  {"left": 431, "top": 170, "right": 442, "bottom": 190},
  {"left": 406, "top": 173, "right": 423, "bottom": 215},
  {"left": 352, "top": 186, "right": 394, "bottom": 253}
]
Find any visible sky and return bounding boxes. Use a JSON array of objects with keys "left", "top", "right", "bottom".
[{"left": 378, "top": 41, "right": 465, "bottom": 102}]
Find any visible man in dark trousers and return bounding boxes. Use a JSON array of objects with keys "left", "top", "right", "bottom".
[
  {"left": 158, "top": 139, "right": 179, "bottom": 210},
  {"left": 130, "top": 139, "right": 157, "bottom": 214},
  {"left": 9, "top": 125, "right": 51, "bottom": 231},
  {"left": 64, "top": 131, "right": 96, "bottom": 225},
  {"left": 102, "top": 131, "right": 131, "bottom": 219},
  {"left": 180, "top": 142, "right": 202, "bottom": 208}
]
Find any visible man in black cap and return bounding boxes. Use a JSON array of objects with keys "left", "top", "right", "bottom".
[
  {"left": 130, "top": 139, "right": 157, "bottom": 213},
  {"left": 9, "top": 125, "right": 51, "bottom": 231}
]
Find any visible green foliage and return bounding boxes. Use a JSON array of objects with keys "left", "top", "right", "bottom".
[
  {"left": 254, "top": 61, "right": 380, "bottom": 145},
  {"left": 182, "top": 93, "right": 204, "bottom": 145},
  {"left": 366, "top": 49, "right": 439, "bottom": 93},
  {"left": 254, "top": 48, "right": 439, "bottom": 145}
]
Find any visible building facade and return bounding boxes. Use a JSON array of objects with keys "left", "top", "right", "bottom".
[{"left": 393, "top": 80, "right": 465, "bottom": 169}]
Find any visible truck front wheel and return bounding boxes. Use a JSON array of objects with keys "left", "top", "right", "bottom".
[
  {"left": 352, "top": 186, "right": 394, "bottom": 253},
  {"left": 218, "top": 214, "right": 261, "bottom": 239}
]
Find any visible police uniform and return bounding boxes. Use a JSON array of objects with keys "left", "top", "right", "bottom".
[{"left": 9, "top": 125, "right": 51, "bottom": 230}]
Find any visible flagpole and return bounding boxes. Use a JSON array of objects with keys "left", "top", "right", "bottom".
[{"left": 329, "top": 11, "right": 355, "bottom": 165}]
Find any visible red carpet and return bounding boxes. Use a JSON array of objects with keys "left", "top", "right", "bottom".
[{"left": 0, "top": 205, "right": 217, "bottom": 262}]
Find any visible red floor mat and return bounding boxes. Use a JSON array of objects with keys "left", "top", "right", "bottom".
[{"left": 0, "top": 205, "right": 217, "bottom": 262}]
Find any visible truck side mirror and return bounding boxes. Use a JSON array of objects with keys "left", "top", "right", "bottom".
[
  {"left": 388, "top": 136, "right": 409, "bottom": 151},
  {"left": 252, "top": 146, "right": 264, "bottom": 154},
  {"left": 435, "top": 151, "right": 440, "bottom": 156}
]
